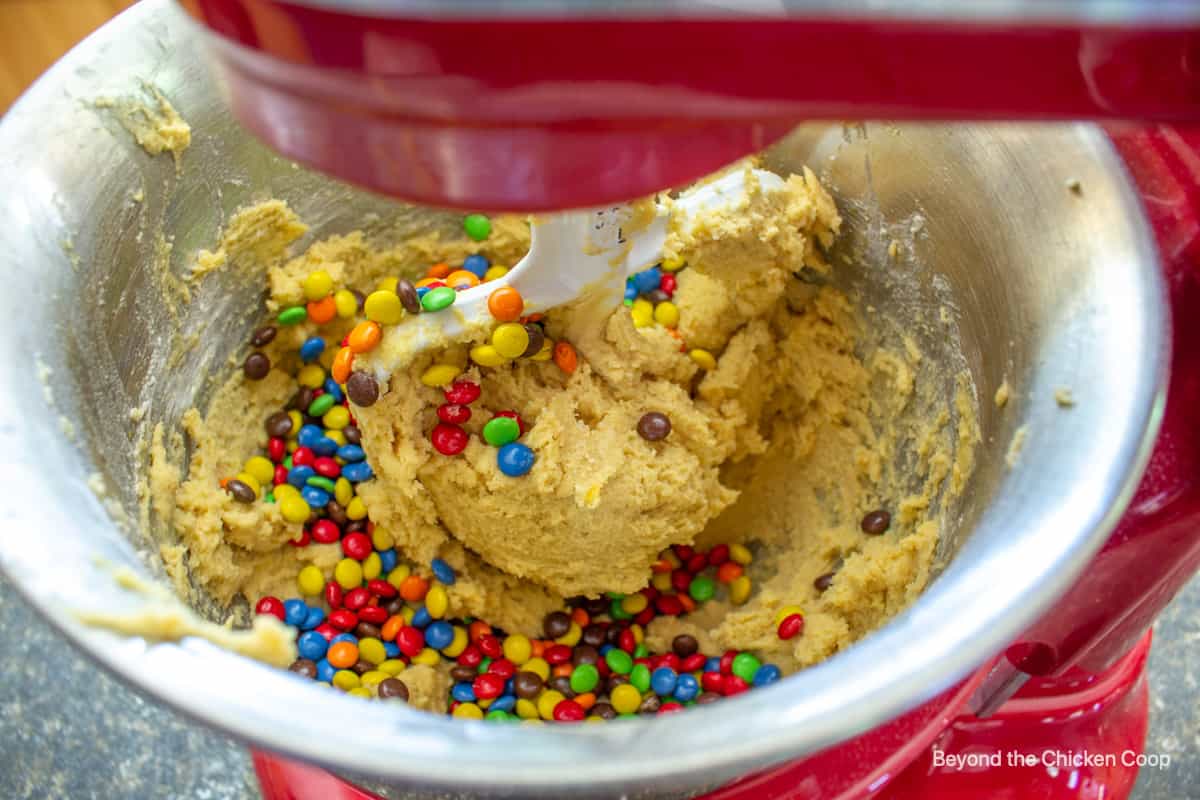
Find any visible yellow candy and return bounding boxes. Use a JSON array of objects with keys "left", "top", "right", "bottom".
[
  {"left": 483, "top": 265, "right": 509, "bottom": 282},
  {"left": 243, "top": 456, "right": 275, "bottom": 487},
  {"left": 412, "top": 647, "right": 441, "bottom": 666},
  {"left": 327, "top": 429, "right": 347, "bottom": 447},
  {"left": 491, "top": 323, "right": 530, "bottom": 359},
  {"left": 610, "top": 684, "right": 641, "bottom": 714},
  {"left": 515, "top": 698, "right": 540, "bottom": 720},
  {"left": 347, "top": 687, "right": 373, "bottom": 699},
  {"left": 234, "top": 472, "right": 261, "bottom": 497},
  {"left": 274, "top": 483, "right": 301, "bottom": 502},
  {"left": 297, "top": 565, "right": 325, "bottom": 596},
  {"left": 323, "top": 406, "right": 351, "bottom": 430},
  {"left": 620, "top": 594, "right": 648, "bottom": 615},
  {"left": 346, "top": 496, "right": 368, "bottom": 520},
  {"left": 287, "top": 440, "right": 298, "bottom": 454},
  {"left": 287, "top": 410, "right": 303, "bottom": 434},
  {"left": 630, "top": 298, "right": 654, "bottom": 328},
  {"left": 334, "top": 558, "right": 364, "bottom": 590},
  {"left": 729, "top": 543, "right": 753, "bottom": 565},
  {"left": 660, "top": 256, "right": 685, "bottom": 272},
  {"left": 502, "top": 634, "right": 532, "bottom": 665},
  {"left": 378, "top": 659, "right": 406, "bottom": 676},
  {"left": 376, "top": 277, "right": 399, "bottom": 293},
  {"left": 334, "top": 289, "right": 358, "bottom": 319},
  {"left": 653, "top": 301, "right": 680, "bottom": 328},
  {"left": 401, "top": 607, "right": 415, "bottom": 624},
  {"left": 334, "top": 478, "right": 354, "bottom": 507},
  {"left": 364, "top": 290, "right": 404, "bottom": 325},
  {"left": 537, "top": 690, "right": 565, "bottom": 720},
  {"left": 470, "top": 344, "right": 508, "bottom": 368},
  {"left": 554, "top": 622, "right": 582, "bottom": 648},
  {"left": 332, "top": 670, "right": 360, "bottom": 691},
  {"left": 371, "top": 527, "right": 394, "bottom": 550},
  {"left": 297, "top": 364, "right": 325, "bottom": 389},
  {"left": 453, "top": 702, "right": 484, "bottom": 719},
  {"left": 358, "top": 637, "right": 387, "bottom": 665},
  {"left": 280, "top": 496, "right": 310, "bottom": 523},
  {"left": 387, "top": 564, "right": 411, "bottom": 590},
  {"left": 442, "top": 625, "right": 469, "bottom": 657},
  {"left": 651, "top": 572, "right": 672, "bottom": 592},
  {"left": 690, "top": 349, "right": 717, "bottom": 371},
  {"left": 302, "top": 270, "right": 334, "bottom": 301},
  {"left": 421, "top": 363, "right": 462, "bottom": 387},
  {"left": 362, "top": 552, "right": 382, "bottom": 581},
  {"left": 320, "top": 347, "right": 336, "bottom": 370},
  {"left": 630, "top": 623, "right": 644, "bottom": 644},
  {"left": 730, "top": 575, "right": 753, "bottom": 605},
  {"left": 774, "top": 605, "right": 805, "bottom": 627},
  {"left": 586, "top": 716, "right": 605, "bottom": 724},
  {"left": 425, "top": 584, "right": 448, "bottom": 619},
  {"left": 360, "top": 670, "right": 389, "bottom": 690},
  {"left": 532, "top": 340, "right": 553, "bottom": 362},
  {"left": 522, "top": 657, "right": 550, "bottom": 681}
]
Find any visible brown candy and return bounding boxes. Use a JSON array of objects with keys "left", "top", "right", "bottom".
[
  {"left": 343, "top": 425, "right": 362, "bottom": 445},
  {"left": 396, "top": 279, "right": 422, "bottom": 314},
  {"left": 637, "top": 411, "right": 671, "bottom": 441},
  {"left": 324, "top": 500, "right": 349, "bottom": 526},
  {"left": 513, "top": 671, "right": 544, "bottom": 699},
  {"left": 581, "top": 624, "right": 607, "bottom": 648},
  {"left": 243, "top": 352, "right": 271, "bottom": 380},
  {"left": 351, "top": 659, "right": 375, "bottom": 675},
  {"left": 584, "top": 597, "right": 609, "bottom": 618},
  {"left": 225, "top": 479, "right": 256, "bottom": 504},
  {"left": 671, "top": 634, "right": 699, "bottom": 658},
  {"left": 638, "top": 694, "right": 662, "bottom": 714},
  {"left": 288, "top": 658, "right": 317, "bottom": 679},
  {"left": 861, "top": 509, "right": 891, "bottom": 535},
  {"left": 265, "top": 411, "right": 293, "bottom": 438},
  {"left": 377, "top": 678, "right": 409, "bottom": 701},
  {"left": 291, "top": 387, "right": 315, "bottom": 412},
  {"left": 450, "top": 665, "right": 478, "bottom": 683},
  {"left": 590, "top": 702, "right": 617, "bottom": 721},
  {"left": 250, "top": 325, "right": 277, "bottom": 347},
  {"left": 543, "top": 611, "right": 571, "bottom": 639},
  {"left": 521, "top": 323, "right": 545, "bottom": 358},
  {"left": 383, "top": 597, "right": 406, "bottom": 617},
  {"left": 346, "top": 371, "right": 379, "bottom": 407},
  {"left": 606, "top": 675, "right": 629, "bottom": 695},
  {"left": 354, "top": 622, "right": 382, "bottom": 640},
  {"left": 813, "top": 572, "right": 836, "bottom": 592},
  {"left": 572, "top": 645, "right": 599, "bottom": 667},
  {"left": 695, "top": 692, "right": 721, "bottom": 705},
  {"left": 646, "top": 289, "right": 670, "bottom": 305},
  {"left": 548, "top": 675, "right": 575, "bottom": 698}
]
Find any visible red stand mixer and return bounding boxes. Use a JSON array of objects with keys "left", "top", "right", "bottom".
[{"left": 137, "top": 2, "right": 1200, "bottom": 798}]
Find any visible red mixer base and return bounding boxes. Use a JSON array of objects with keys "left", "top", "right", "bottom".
[{"left": 252, "top": 633, "right": 1150, "bottom": 800}]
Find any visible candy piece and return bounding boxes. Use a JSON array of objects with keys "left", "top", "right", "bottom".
[
  {"left": 689, "top": 349, "right": 716, "bottom": 370},
  {"left": 462, "top": 254, "right": 489, "bottom": 278},
  {"left": 438, "top": 404, "right": 471, "bottom": 424},
  {"left": 470, "top": 344, "right": 507, "bottom": 368},
  {"left": 463, "top": 214, "right": 491, "bottom": 241},
  {"left": 487, "top": 286, "right": 524, "bottom": 322},
  {"left": 653, "top": 301, "right": 680, "bottom": 328},
  {"left": 861, "top": 509, "right": 891, "bottom": 534},
  {"left": 426, "top": 263, "right": 452, "bottom": 280},
  {"left": 446, "top": 270, "right": 480, "bottom": 290},
  {"left": 250, "top": 326, "right": 276, "bottom": 347},
  {"left": 331, "top": 347, "right": 354, "bottom": 384},
  {"left": 302, "top": 270, "right": 333, "bottom": 301},
  {"left": 307, "top": 295, "right": 337, "bottom": 324},
  {"left": 421, "top": 364, "right": 462, "bottom": 387},
  {"left": 482, "top": 416, "right": 520, "bottom": 447},
  {"left": 280, "top": 495, "right": 310, "bottom": 523},
  {"left": 421, "top": 286, "right": 457, "bottom": 312},
  {"left": 243, "top": 352, "right": 270, "bottom": 380},
  {"left": 553, "top": 342, "right": 578, "bottom": 374},
  {"left": 483, "top": 265, "right": 509, "bottom": 282},
  {"left": 334, "top": 289, "right": 358, "bottom": 319},
  {"left": 364, "top": 290, "right": 405, "bottom": 324},
  {"left": 491, "top": 323, "right": 530, "bottom": 359},
  {"left": 497, "top": 442, "right": 535, "bottom": 477},
  {"left": 345, "top": 372, "right": 379, "bottom": 407},
  {"left": 347, "top": 321, "right": 383, "bottom": 354},
  {"left": 278, "top": 306, "right": 307, "bottom": 326},
  {"left": 636, "top": 412, "right": 671, "bottom": 441},
  {"left": 729, "top": 575, "right": 753, "bottom": 605},
  {"left": 432, "top": 423, "right": 469, "bottom": 456},
  {"left": 778, "top": 613, "right": 805, "bottom": 640},
  {"left": 431, "top": 558, "right": 456, "bottom": 585},
  {"left": 444, "top": 380, "right": 481, "bottom": 405},
  {"left": 395, "top": 279, "right": 422, "bottom": 314}
]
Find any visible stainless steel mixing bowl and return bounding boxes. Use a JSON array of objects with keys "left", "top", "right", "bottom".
[{"left": 0, "top": 1, "right": 1167, "bottom": 797}]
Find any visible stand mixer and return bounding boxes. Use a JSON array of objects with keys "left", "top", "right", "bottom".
[{"left": 1, "top": 1, "right": 1198, "bottom": 799}]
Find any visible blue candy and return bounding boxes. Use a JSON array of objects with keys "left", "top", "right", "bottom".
[
  {"left": 490, "top": 695, "right": 516, "bottom": 713},
  {"left": 504, "top": 677, "right": 515, "bottom": 696},
  {"left": 424, "top": 621, "right": 454, "bottom": 650},
  {"left": 416, "top": 286, "right": 430, "bottom": 299},
  {"left": 705, "top": 657, "right": 722, "bottom": 673},
  {"left": 673, "top": 673, "right": 699, "bottom": 702},
  {"left": 297, "top": 630, "right": 329, "bottom": 660},
  {"left": 379, "top": 548, "right": 398, "bottom": 573},
  {"left": 411, "top": 607, "right": 432, "bottom": 629},
  {"left": 753, "top": 664, "right": 782, "bottom": 687},
  {"left": 623, "top": 284, "right": 638, "bottom": 301},
  {"left": 283, "top": 598, "right": 308, "bottom": 627},
  {"left": 383, "top": 642, "right": 400, "bottom": 659},
  {"left": 599, "top": 644, "right": 613, "bottom": 656},
  {"left": 302, "top": 607, "right": 326, "bottom": 630},
  {"left": 451, "top": 682, "right": 477, "bottom": 703},
  {"left": 462, "top": 253, "right": 489, "bottom": 278},
  {"left": 337, "top": 444, "right": 366, "bottom": 462},
  {"left": 496, "top": 442, "right": 535, "bottom": 477},
  {"left": 312, "top": 437, "right": 339, "bottom": 457},
  {"left": 299, "top": 337, "right": 325, "bottom": 363},
  {"left": 323, "top": 378, "right": 344, "bottom": 403},
  {"left": 342, "top": 461, "right": 374, "bottom": 483},
  {"left": 297, "top": 424, "right": 324, "bottom": 448},
  {"left": 287, "top": 465, "right": 316, "bottom": 488},
  {"left": 650, "top": 667, "right": 678, "bottom": 696},
  {"left": 430, "top": 558, "right": 456, "bottom": 585},
  {"left": 331, "top": 632, "right": 357, "bottom": 646},
  {"left": 316, "top": 658, "right": 335, "bottom": 682},
  {"left": 632, "top": 266, "right": 662, "bottom": 294},
  {"left": 301, "top": 485, "right": 331, "bottom": 509}
]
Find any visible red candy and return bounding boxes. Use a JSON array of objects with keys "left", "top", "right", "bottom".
[
  {"left": 289, "top": 528, "right": 311, "bottom": 547},
  {"left": 671, "top": 569, "right": 692, "bottom": 593},
  {"left": 313, "top": 457, "right": 340, "bottom": 478},
  {"left": 544, "top": 644, "right": 573, "bottom": 665},
  {"left": 344, "top": 588, "right": 371, "bottom": 611},
  {"left": 457, "top": 644, "right": 483, "bottom": 668},
  {"left": 478, "top": 635, "right": 503, "bottom": 659},
  {"left": 618, "top": 629, "right": 636, "bottom": 654},
  {"left": 660, "top": 273, "right": 677, "bottom": 297},
  {"left": 325, "top": 581, "right": 343, "bottom": 609},
  {"left": 487, "top": 658, "right": 517, "bottom": 679},
  {"left": 437, "top": 404, "right": 472, "bottom": 424},
  {"left": 658, "top": 653, "right": 681, "bottom": 672},
  {"left": 686, "top": 553, "right": 708, "bottom": 574},
  {"left": 473, "top": 673, "right": 505, "bottom": 700},
  {"left": 681, "top": 654, "right": 707, "bottom": 672},
  {"left": 493, "top": 410, "right": 526, "bottom": 435},
  {"left": 314, "top": 623, "right": 338, "bottom": 641},
  {"left": 273, "top": 465, "right": 288, "bottom": 486},
  {"left": 255, "top": 596, "right": 285, "bottom": 620},
  {"left": 341, "top": 532, "right": 372, "bottom": 560},
  {"left": 431, "top": 423, "right": 469, "bottom": 456},
  {"left": 311, "top": 519, "right": 340, "bottom": 544},
  {"left": 719, "top": 650, "right": 737, "bottom": 675},
  {"left": 444, "top": 380, "right": 481, "bottom": 405},
  {"left": 367, "top": 578, "right": 397, "bottom": 599},
  {"left": 777, "top": 613, "right": 805, "bottom": 640},
  {"left": 658, "top": 702, "right": 684, "bottom": 714},
  {"left": 268, "top": 437, "right": 286, "bottom": 462},
  {"left": 292, "top": 447, "right": 314, "bottom": 467},
  {"left": 674, "top": 545, "right": 694, "bottom": 561},
  {"left": 552, "top": 699, "right": 585, "bottom": 722},
  {"left": 708, "top": 544, "right": 729, "bottom": 565},
  {"left": 397, "top": 626, "right": 426, "bottom": 657},
  {"left": 655, "top": 595, "right": 684, "bottom": 616},
  {"left": 701, "top": 672, "right": 725, "bottom": 693},
  {"left": 329, "top": 609, "right": 358, "bottom": 631},
  {"left": 723, "top": 675, "right": 750, "bottom": 696},
  {"left": 634, "top": 608, "right": 656, "bottom": 627},
  {"left": 358, "top": 605, "right": 388, "bottom": 624}
]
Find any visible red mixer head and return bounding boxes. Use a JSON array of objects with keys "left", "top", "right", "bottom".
[{"left": 181, "top": 0, "right": 1200, "bottom": 210}]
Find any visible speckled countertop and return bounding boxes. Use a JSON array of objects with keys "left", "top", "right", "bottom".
[{"left": 0, "top": 571, "right": 1195, "bottom": 800}]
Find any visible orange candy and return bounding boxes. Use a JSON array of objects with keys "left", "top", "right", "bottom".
[
  {"left": 347, "top": 321, "right": 382, "bottom": 354},
  {"left": 426, "top": 262, "right": 452, "bottom": 279},
  {"left": 574, "top": 692, "right": 596, "bottom": 711},
  {"left": 650, "top": 558, "right": 674, "bottom": 574},
  {"left": 487, "top": 286, "right": 524, "bottom": 322},
  {"left": 327, "top": 641, "right": 359, "bottom": 669},
  {"left": 551, "top": 663, "right": 573, "bottom": 678},
  {"left": 468, "top": 620, "right": 492, "bottom": 643},
  {"left": 307, "top": 294, "right": 337, "bottom": 324},
  {"left": 553, "top": 341, "right": 578, "bottom": 374},
  {"left": 678, "top": 595, "right": 697, "bottom": 614},
  {"left": 716, "top": 562, "right": 744, "bottom": 584},
  {"left": 331, "top": 346, "right": 354, "bottom": 384},
  {"left": 531, "top": 640, "right": 546, "bottom": 659},
  {"left": 570, "top": 608, "right": 589, "bottom": 628},
  {"left": 445, "top": 270, "right": 480, "bottom": 290},
  {"left": 399, "top": 574, "right": 430, "bottom": 603},
  {"left": 381, "top": 615, "right": 404, "bottom": 642}
]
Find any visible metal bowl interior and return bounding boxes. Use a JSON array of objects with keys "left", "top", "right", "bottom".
[{"left": 0, "top": 1, "right": 1166, "bottom": 796}]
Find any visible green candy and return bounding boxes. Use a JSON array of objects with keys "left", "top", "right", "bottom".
[
  {"left": 605, "top": 591, "right": 625, "bottom": 600},
  {"left": 609, "top": 599, "right": 631, "bottom": 621},
  {"left": 264, "top": 492, "right": 275, "bottom": 504},
  {"left": 482, "top": 416, "right": 520, "bottom": 447},
  {"left": 306, "top": 476, "right": 336, "bottom": 492},
  {"left": 689, "top": 575, "right": 716, "bottom": 603},
  {"left": 477, "top": 657, "right": 492, "bottom": 674},
  {"left": 421, "top": 286, "right": 457, "bottom": 312},
  {"left": 605, "top": 649, "right": 633, "bottom": 675},
  {"left": 633, "top": 643, "right": 648, "bottom": 659},
  {"left": 284, "top": 456, "right": 293, "bottom": 469},
  {"left": 731, "top": 652, "right": 761, "bottom": 683},
  {"left": 277, "top": 306, "right": 307, "bottom": 325},
  {"left": 463, "top": 213, "right": 492, "bottom": 241},
  {"left": 308, "top": 394, "right": 336, "bottom": 417},
  {"left": 569, "top": 663, "right": 600, "bottom": 694},
  {"left": 485, "top": 709, "right": 514, "bottom": 722},
  {"left": 630, "top": 663, "right": 651, "bottom": 693}
]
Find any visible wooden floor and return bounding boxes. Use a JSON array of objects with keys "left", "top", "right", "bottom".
[{"left": 0, "top": 0, "right": 136, "bottom": 111}]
